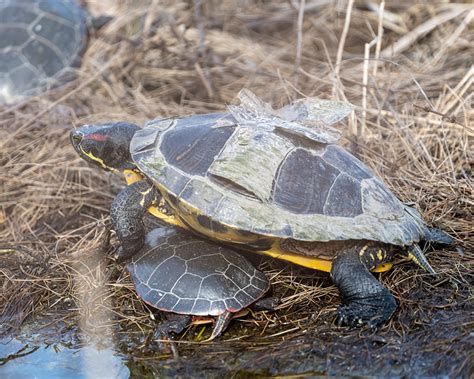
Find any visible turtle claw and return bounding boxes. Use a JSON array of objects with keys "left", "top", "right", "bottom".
[
  {"left": 335, "top": 289, "right": 397, "bottom": 328},
  {"left": 114, "top": 246, "right": 127, "bottom": 263},
  {"left": 336, "top": 305, "right": 379, "bottom": 328},
  {"left": 114, "top": 245, "right": 140, "bottom": 263}
]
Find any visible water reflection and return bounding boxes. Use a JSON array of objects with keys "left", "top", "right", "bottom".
[{"left": 0, "top": 338, "right": 129, "bottom": 379}]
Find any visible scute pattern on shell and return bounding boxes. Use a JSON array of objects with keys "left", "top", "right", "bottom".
[
  {"left": 127, "top": 228, "right": 269, "bottom": 316},
  {"left": 131, "top": 97, "right": 426, "bottom": 247},
  {"left": 0, "top": 0, "right": 88, "bottom": 104}
]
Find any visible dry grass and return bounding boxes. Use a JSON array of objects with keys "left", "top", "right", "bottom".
[{"left": 0, "top": 0, "right": 472, "bottom": 376}]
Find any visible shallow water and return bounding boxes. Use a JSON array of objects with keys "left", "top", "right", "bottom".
[
  {"left": 0, "top": 301, "right": 471, "bottom": 379},
  {"left": 0, "top": 337, "right": 129, "bottom": 379}
]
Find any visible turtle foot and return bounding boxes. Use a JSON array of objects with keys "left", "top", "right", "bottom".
[
  {"left": 251, "top": 296, "right": 280, "bottom": 311},
  {"left": 154, "top": 314, "right": 191, "bottom": 339},
  {"left": 336, "top": 288, "right": 397, "bottom": 328}
]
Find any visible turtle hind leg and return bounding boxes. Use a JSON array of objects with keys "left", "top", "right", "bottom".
[
  {"left": 407, "top": 245, "right": 436, "bottom": 274},
  {"left": 331, "top": 246, "right": 397, "bottom": 327},
  {"left": 205, "top": 312, "right": 233, "bottom": 341},
  {"left": 424, "top": 227, "right": 454, "bottom": 246}
]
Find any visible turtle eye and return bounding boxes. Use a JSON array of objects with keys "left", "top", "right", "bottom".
[{"left": 71, "top": 130, "right": 83, "bottom": 144}]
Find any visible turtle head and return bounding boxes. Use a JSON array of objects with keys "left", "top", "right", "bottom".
[{"left": 70, "top": 122, "right": 140, "bottom": 172}]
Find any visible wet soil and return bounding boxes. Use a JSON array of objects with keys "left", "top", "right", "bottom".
[{"left": 1, "top": 262, "right": 472, "bottom": 378}]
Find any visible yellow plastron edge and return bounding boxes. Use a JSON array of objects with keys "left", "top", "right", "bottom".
[
  {"left": 121, "top": 170, "right": 392, "bottom": 273},
  {"left": 259, "top": 242, "right": 392, "bottom": 273},
  {"left": 123, "top": 169, "right": 182, "bottom": 228}
]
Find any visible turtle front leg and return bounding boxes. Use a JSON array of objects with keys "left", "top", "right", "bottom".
[
  {"left": 154, "top": 313, "right": 192, "bottom": 338},
  {"left": 330, "top": 245, "right": 397, "bottom": 327},
  {"left": 111, "top": 180, "right": 159, "bottom": 262}
]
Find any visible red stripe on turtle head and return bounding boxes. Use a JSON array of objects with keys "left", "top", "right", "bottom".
[{"left": 85, "top": 133, "right": 108, "bottom": 142}]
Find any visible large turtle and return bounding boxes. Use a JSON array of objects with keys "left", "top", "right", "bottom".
[
  {"left": 70, "top": 90, "right": 453, "bottom": 327},
  {"left": 128, "top": 226, "right": 273, "bottom": 340},
  {"left": 0, "top": 0, "right": 108, "bottom": 104}
]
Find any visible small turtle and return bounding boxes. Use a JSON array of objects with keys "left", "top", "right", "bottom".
[
  {"left": 71, "top": 90, "right": 454, "bottom": 327},
  {"left": 127, "top": 226, "right": 273, "bottom": 340},
  {"left": 0, "top": 0, "right": 109, "bottom": 104}
]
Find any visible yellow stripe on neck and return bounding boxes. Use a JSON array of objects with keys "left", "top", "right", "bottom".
[{"left": 81, "top": 146, "right": 116, "bottom": 171}]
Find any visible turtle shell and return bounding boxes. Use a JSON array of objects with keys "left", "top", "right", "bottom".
[
  {"left": 130, "top": 112, "right": 426, "bottom": 248},
  {"left": 0, "top": 0, "right": 88, "bottom": 104},
  {"left": 127, "top": 227, "right": 270, "bottom": 316}
]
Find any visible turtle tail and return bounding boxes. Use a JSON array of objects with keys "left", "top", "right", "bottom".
[
  {"left": 407, "top": 245, "right": 436, "bottom": 274},
  {"left": 424, "top": 227, "right": 454, "bottom": 246}
]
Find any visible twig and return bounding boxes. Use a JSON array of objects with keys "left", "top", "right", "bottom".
[
  {"left": 193, "top": 0, "right": 214, "bottom": 98},
  {"left": 295, "top": 0, "right": 306, "bottom": 70},
  {"left": 361, "top": 106, "right": 470, "bottom": 131},
  {"left": 372, "top": 1, "right": 385, "bottom": 76},
  {"left": 362, "top": 39, "right": 378, "bottom": 136},
  {"left": 333, "top": 0, "right": 354, "bottom": 95},
  {"left": 438, "top": 66, "right": 473, "bottom": 115},
  {"left": 413, "top": 104, "right": 458, "bottom": 124},
  {"left": 362, "top": 43, "right": 370, "bottom": 136},
  {"left": 431, "top": 10, "right": 474, "bottom": 67},
  {"left": 142, "top": 0, "right": 160, "bottom": 38},
  {"left": 193, "top": 0, "right": 206, "bottom": 55},
  {"left": 195, "top": 63, "right": 214, "bottom": 98},
  {"left": 380, "top": 7, "right": 467, "bottom": 58},
  {"left": 265, "top": 326, "right": 300, "bottom": 338}
]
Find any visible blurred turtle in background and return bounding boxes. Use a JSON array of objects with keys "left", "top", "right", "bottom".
[
  {"left": 0, "top": 0, "right": 110, "bottom": 104},
  {"left": 71, "top": 90, "right": 454, "bottom": 328}
]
